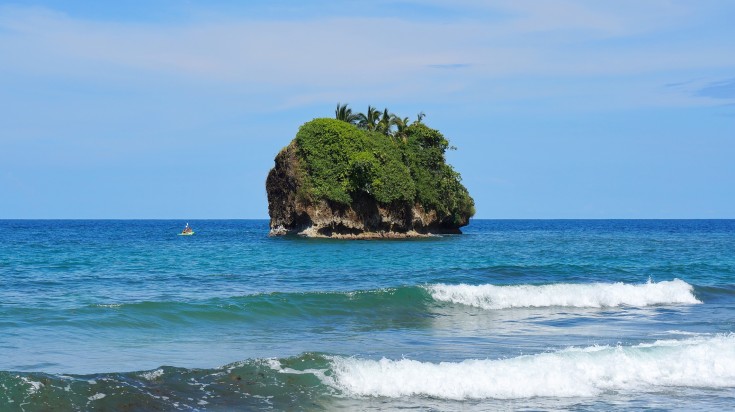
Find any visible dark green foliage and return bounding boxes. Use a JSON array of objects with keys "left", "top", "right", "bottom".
[
  {"left": 294, "top": 118, "right": 474, "bottom": 220},
  {"left": 401, "top": 123, "right": 474, "bottom": 222},
  {"left": 335, "top": 103, "right": 359, "bottom": 125},
  {"left": 295, "top": 119, "right": 414, "bottom": 205},
  {"left": 347, "top": 151, "right": 378, "bottom": 194},
  {"left": 355, "top": 106, "right": 382, "bottom": 131}
]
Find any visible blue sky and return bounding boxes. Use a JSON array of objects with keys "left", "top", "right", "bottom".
[{"left": 1, "top": 0, "right": 734, "bottom": 219}]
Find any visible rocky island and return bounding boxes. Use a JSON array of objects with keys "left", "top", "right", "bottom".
[{"left": 266, "top": 104, "right": 475, "bottom": 238}]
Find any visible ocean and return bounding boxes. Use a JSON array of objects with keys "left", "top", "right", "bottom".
[{"left": 1, "top": 219, "right": 733, "bottom": 411}]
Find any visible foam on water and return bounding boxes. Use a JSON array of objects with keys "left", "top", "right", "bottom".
[
  {"left": 19, "top": 377, "right": 44, "bottom": 395},
  {"left": 139, "top": 369, "right": 164, "bottom": 381},
  {"left": 427, "top": 279, "right": 701, "bottom": 309},
  {"left": 323, "top": 334, "right": 735, "bottom": 399}
]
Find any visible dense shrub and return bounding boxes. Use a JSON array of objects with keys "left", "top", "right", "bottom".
[
  {"left": 294, "top": 118, "right": 474, "bottom": 220},
  {"left": 402, "top": 123, "right": 475, "bottom": 223}
]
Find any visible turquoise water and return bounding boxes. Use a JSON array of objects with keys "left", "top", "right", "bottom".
[{"left": 1, "top": 219, "right": 734, "bottom": 410}]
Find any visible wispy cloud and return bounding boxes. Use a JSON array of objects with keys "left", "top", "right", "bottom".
[
  {"left": 1, "top": 2, "right": 734, "bottom": 110},
  {"left": 664, "top": 78, "right": 702, "bottom": 88},
  {"left": 696, "top": 78, "right": 735, "bottom": 99}
]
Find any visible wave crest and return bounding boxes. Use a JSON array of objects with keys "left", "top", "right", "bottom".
[
  {"left": 323, "top": 334, "right": 735, "bottom": 399},
  {"left": 426, "top": 279, "right": 700, "bottom": 309}
]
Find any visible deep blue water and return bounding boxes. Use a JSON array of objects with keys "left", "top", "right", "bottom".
[{"left": 0, "top": 220, "right": 734, "bottom": 410}]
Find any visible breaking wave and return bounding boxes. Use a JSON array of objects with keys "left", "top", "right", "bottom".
[
  {"left": 426, "top": 279, "right": 701, "bottom": 309},
  {"left": 322, "top": 334, "right": 735, "bottom": 399},
  {"left": 4, "top": 335, "right": 732, "bottom": 409},
  {"left": 3, "top": 279, "right": 705, "bottom": 331}
]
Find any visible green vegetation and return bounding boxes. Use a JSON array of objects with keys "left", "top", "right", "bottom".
[
  {"left": 335, "top": 103, "right": 415, "bottom": 138},
  {"left": 293, "top": 104, "right": 475, "bottom": 223}
]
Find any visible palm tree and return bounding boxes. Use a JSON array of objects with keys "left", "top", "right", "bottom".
[
  {"left": 356, "top": 106, "right": 382, "bottom": 131},
  {"left": 416, "top": 111, "right": 426, "bottom": 124},
  {"left": 394, "top": 116, "right": 411, "bottom": 140},
  {"left": 376, "top": 108, "right": 398, "bottom": 136},
  {"left": 335, "top": 103, "right": 358, "bottom": 125}
]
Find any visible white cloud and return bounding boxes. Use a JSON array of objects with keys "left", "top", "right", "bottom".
[{"left": 0, "top": 2, "right": 733, "bottom": 109}]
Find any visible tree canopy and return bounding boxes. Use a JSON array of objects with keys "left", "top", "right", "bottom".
[
  {"left": 294, "top": 111, "right": 474, "bottom": 224},
  {"left": 336, "top": 103, "right": 421, "bottom": 138}
]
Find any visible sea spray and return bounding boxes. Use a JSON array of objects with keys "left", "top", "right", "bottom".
[
  {"left": 426, "top": 279, "right": 701, "bottom": 309},
  {"left": 322, "top": 334, "right": 735, "bottom": 399}
]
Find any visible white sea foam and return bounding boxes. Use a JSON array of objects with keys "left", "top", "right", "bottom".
[
  {"left": 94, "top": 303, "right": 122, "bottom": 308},
  {"left": 139, "top": 369, "right": 164, "bottom": 381},
  {"left": 265, "top": 358, "right": 282, "bottom": 371},
  {"left": 323, "top": 334, "right": 735, "bottom": 399},
  {"left": 427, "top": 279, "right": 700, "bottom": 309},
  {"left": 19, "top": 377, "right": 44, "bottom": 395}
]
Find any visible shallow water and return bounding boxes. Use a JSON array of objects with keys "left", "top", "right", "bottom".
[{"left": 1, "top": 219, "right": 733, "bottom": 410}]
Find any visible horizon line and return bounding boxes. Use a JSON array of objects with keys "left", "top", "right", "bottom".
[{"left": 1, "top": 218, "right": 733, "bottom": 221}]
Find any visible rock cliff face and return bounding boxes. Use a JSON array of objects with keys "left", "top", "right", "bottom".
[{"left": 266, "top": 141, "right": 471, "bottom": 239}]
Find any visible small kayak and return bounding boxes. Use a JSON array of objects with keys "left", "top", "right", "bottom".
[{"left": 179, "top": 223, "right": 194, "bottom": 236}]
